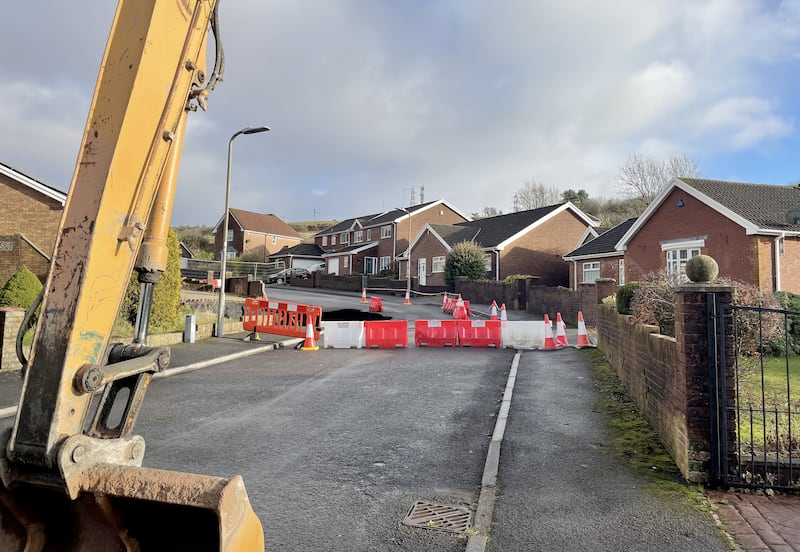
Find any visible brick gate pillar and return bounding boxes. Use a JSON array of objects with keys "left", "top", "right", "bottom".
[
  {"left": 674, "top": 283, "right": 734, "bottom": 483},
  {"left": 0, "top": 307, "right": 25, "bottom": 372}
]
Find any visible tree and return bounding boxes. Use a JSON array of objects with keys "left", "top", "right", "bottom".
[
  {"left": 512, "top": 180, "right": 561, "bottom": 211},
  {"left": 471, "top": 206, "right": 503, "bottom": 219},
  {"left": 616, "top": 153, "right": 699, "bottom": 205},
  {"left": 444, "top": 241, "right": 487, "bottom": 286},
  {"left": 561, "top": 189, "right": 589, "bottom": 206}
]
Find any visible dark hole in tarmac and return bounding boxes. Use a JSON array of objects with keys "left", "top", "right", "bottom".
[{"left": 323, "top": 309, "right": 392, "bottom": 321}]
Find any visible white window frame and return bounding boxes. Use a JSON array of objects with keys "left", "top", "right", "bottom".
[
  {"left": 226, "top": 229, "right": 233, "bottom": 242},
  {"left": 582, "top": 261, "right": 600, "bottom": 284},
  {"left": 365, "top": 256, "right": 378, "bottom": 274},
  {"left": 354, "top": 230, "right": 363, "bottom": 243},
  {"left": 343, "top": 256, "right": 349, "bottom": 269},
  {"left": 331, "top": 235, "right": 336, "bottom": 246},
  {"left": 379, "top": 256, "right": 391, "bottom": 271},
  {"left": 618, "top": 258, "right": 625, "bottom": 286},
  {"left": 432, "top": 256, "right": 445, "bottom": 273},
  {"left": 366, "top": 229, "right": 372, "bottom": 241},
  {"left": 321, "top": 236, "right": 328, "bottom": 246},
  {"left": 483, "top": 253, "right": 492, "bottom": 272},
  {"left": 340, "top": 232, "right": 349, "bottom": 244},
  {"left": 661, "top": 237, "right": 704, "bottom": 280},
  {"left": 381, "top": 225, "right": 392, "bottom": 239}
]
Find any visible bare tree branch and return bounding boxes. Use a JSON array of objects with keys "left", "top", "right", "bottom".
[
  {"left": 513, "top": 180, "right": 561, "bottom": 211},
  {"left": 616, "top": 153, "right": 700, "bottom": 204}
]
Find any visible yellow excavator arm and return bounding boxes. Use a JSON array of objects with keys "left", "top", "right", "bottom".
[{"left": 0, "top": 1, "right": 264, "bottom": 549}]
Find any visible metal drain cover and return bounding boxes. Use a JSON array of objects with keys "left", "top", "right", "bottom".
[{"left": 402, "top": 501, "right": 473, "bottom": 533}]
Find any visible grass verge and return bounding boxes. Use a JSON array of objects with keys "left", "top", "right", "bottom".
[{"left": 586, "top": 349, "right": 716, "bottom": 515}]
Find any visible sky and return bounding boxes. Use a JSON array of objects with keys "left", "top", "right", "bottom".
[{"left": 3, "top": 1, "right": 800, "bottom": 227}]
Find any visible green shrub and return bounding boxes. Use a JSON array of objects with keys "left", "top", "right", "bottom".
[
  {"left": 503, "top": 274, "right": 532, "bottom": 285},
  {"left": 775, "top": 291, "right": 800, "bottom": 354},
  {"left": 444, "top": 241, "right": 487, "bottom": 286},
  {"left": 116, "top": 229, "right": 183, "bottom": 332},
  {"left": 0, "top": 266, "right": 42, "bottom": 310},
  {"left": 616, "top": 282, "right": 639, "bottom": 315}
]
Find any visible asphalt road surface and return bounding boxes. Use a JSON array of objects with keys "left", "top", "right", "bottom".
[{"left": 137, "top": 347, "right": 513, "bottom": 551}]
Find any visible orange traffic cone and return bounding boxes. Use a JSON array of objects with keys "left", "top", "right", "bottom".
[
  {"left": 543, "top": 314, "right": 556, "bottom": 350},
  {"left": 453, "top": 297, "right": 468, "bottom": 320},
  {"left": 576, "top": 311, "right": 592, "bottom": 347},
  {"left": 500, "top": 303, "right": 507, "bottom": 321},
  {"left": 361, "top": 288, "right": 368, "bottom": 303},
  {"left": 555, "top": 312, "right": 569, "bottom": 347},
  {"left": 404, "top": 288, "right": 412, "bottom": 305},
  {"left": 300, "top": 321, "right": 319, "bottom": 351},
  {"left": 490, "top": 300, "right": 499, "bottom": 320}
]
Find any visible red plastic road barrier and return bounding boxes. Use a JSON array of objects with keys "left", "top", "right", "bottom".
[
  {"left": 364, "top": 320, "right": 408, "bottom": 348},
  {"left": 442, "top": 298, "right": 458, "bottom": 314},
  {"left": 414, "top": 319, "right": 458, "bottom": 347},
  {"left": 456, "top": 319, "right": 501, "bottom": 348},
  {"left": 368, "top": 296, "right": 383, "bottom": 312},
  {"left": 244, "top": 298, "right": 322, "bottom": 339}
]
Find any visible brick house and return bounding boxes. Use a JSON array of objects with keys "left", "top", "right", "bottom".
[
  {"left": 213, "top": 208, "right": 302, "bottom": 261},
  {"left": 314, "top": 200, "right": 470, "bottom": 276},
  {"left": 617, "top": 177, "right": 800, "bottom": 293},
  {"left": 268, "top": 243, "right": 326, "bottom": 270},
  {"left": 0, "top": 163, "right": 67, "bottom": 285},
  {"left": 409, "top": 202, "right": 598, "bottom": 288},
  {"left": 563, "top": 218, "right": 637, "bottom": 290}
]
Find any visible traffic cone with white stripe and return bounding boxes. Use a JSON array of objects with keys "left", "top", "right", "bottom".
[
  {"left": 361, "top": 288, "right": 368, "bottom": 303},
  {"left": 453, "top": 296, "right": 468, "bottom": 320},
  {"left": 404, "top": 288, "right": 412, "bottom": 305},
  {"left": 442, "top": 291, "right": 448, "bottom": 310},
  {"left": 555, "top": 312, "right": 569, "bottom": 347},
  {"left": 500, "top": 303, "right": 507, "bottom": 321},
  {"left": 543, "top": 314, "right": 556, "bottom": 350},
  {"left": 300, "top": 321, "right": 319, "bottom": 351},
  {"left": 576, "top": 311, "right": 593, "bottom": 348},
  {"left": 490, "top": 300, "right": 499, "bottom": 320}
]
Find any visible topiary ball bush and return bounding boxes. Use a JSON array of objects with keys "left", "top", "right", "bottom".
[
  {"left": 616, "top": 282, "right": 639, "bottom": 315},
  {"left": 0, "top": 266, "right": 42, "bottom": 310},
  {"left": 685, "top": 254, "right": 719, "bottom": 283}
]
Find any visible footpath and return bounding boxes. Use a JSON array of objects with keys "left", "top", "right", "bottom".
[{"left": 0, "top": 324, "right": 799, "bottom": 550}]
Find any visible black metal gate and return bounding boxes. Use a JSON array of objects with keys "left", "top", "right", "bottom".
[{"left": 710, "top": 300, "right": 800, "bottom": 490}]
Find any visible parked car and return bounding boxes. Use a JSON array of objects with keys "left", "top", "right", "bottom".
[
  {"left": 308, "top": 262, "right": 326, "bottom": 272},
  {"left": 265, "top": 267, "right": 311, "bottom": 284}
]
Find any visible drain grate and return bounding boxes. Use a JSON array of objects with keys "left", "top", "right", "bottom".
[{"left": 402, "top": 501, "right": 473, "bottom": 533}]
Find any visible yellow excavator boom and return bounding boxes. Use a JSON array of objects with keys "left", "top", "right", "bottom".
[{"left": 0, "top": 1, "right": 264, "bottom": 549}]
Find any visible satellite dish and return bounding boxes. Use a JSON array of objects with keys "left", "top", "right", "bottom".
[{"left": 788, "top": 210, "right": 800, "bottom": 224}]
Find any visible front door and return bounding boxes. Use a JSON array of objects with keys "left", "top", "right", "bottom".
[
  {"left": 418, "top": 258, "right": 426, "bottom": 286},
  {"left": 328, "top": 258, "right": 339, "bottom": 275}
]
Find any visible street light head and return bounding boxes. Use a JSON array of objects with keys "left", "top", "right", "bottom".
[{"left": 242, "top": 126, "right": 270, "bottom": 135}]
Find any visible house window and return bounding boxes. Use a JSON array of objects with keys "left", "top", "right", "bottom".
[
  {"left": 432, "top": 256, "right": 445, "bottom": 273},
  {"left": 322, "top": 236, "right": 328, "bottom": 246},
  {"left": 379, "top": 256, "right": 391, "bottom": 271},
  {"left": 366, "top": 229, "right": 372, "bottom": 241},
  {"left": 343, "top": 257, "right": 349, "bottom": 269},
  {"left": 365, "top": 257, "right": 378, "bottom": 274},
  {"left": 582, "top": 262, "right": 600, "bottom": 283},
  {"left": 483, "top": 254, "right": 492, "bottom": 271},
  {"left": 354, "top": 230, "right": 363, "bottom": 243},
  {"left": 340, "top": 232, "right": 349, "bottom": 244},
  {"left": 226, "top": 230, "right": 233, "bottom": 242},
  {"left": 666, "top": 248, "right": 700, "bottom": 279},
  {"left": 331, "top": 235, "right": 337, "bottom": 246},
  {"left": 618, "top": 259, "right": 625, "bottom": 286},
  {"left": 381, "top": 225, "right": 392, "bottom": 239}
]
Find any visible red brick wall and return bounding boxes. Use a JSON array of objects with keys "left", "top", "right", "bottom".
[
  {"left": 626, "top": 189, "right": 758, "bottom": 286},
  {"left": 780, "top": 238, "right": 800, "bottom": 294},
  {"left": 0, "top": 178, "right": 63, "bottom": 284},
  {"left": 411, "top": 230, "right": 452, "bottom": 287}
]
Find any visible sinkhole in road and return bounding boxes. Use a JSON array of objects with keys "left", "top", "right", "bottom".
[{"left": 322, "top": 309, "right": 391, "bottom": 321}]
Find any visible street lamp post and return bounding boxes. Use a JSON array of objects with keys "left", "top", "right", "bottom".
[
  {"left": 216, "top": 125, "right": 270, "bottom": 338},
  {"left": 397, "top": 207, "right": 412, "bottom": 298}
]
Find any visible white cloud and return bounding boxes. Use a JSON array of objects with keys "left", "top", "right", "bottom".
[{"left": 700, "top": 97, "right": 793, "bottom": 149}]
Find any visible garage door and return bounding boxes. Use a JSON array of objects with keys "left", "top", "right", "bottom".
[{"left": 328, "top": 258, "right": 339, "bottom": 275}]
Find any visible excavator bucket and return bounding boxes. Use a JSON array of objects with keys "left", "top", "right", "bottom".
[{"left": 0, "top": 464, "right": 264, "bottom": 551}]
